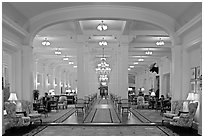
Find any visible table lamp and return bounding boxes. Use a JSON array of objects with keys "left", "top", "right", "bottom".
[
  {"left": 8, "top": 92, "right": 18, "bottom": 104},
  {"left": 151, "top": 91, "right": 156, "bottom": 97},
  {"left": 187, "top": 92, "right": 195, "bottom": 103}
]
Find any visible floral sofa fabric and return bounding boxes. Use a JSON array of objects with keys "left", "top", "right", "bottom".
[
  {"left": 162, "top": 100, "right": 188, "bottom": 120},
  {"left": 19, "top": 100, "right": 43, "bottom": 124},
  {"left": 170, "top": 102, "right": 198, "bottom": 127},
  {"left": 4, "top": 102, "right": 30, "bottom": 128}
]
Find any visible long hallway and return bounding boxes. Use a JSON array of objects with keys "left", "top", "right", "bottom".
[
  {"left": 2, "top": 2, "right": 202, "bottom": 136},
  {"left": 35, "top": 97, "right": 172, "bottom": 136}
]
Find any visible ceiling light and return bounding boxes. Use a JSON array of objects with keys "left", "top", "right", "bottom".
[
  {"left": 134, "top": 62, "right": 139, "bottom": 65},
  {"left": 42, "top": 38, "right": 51, "bottom": 46},
  {"left": 99, "top": 38, "right": 108, "bottom": 46},
  {"left": 73, "top": 66, "right": 77, "bottom": 68},
  {"left": 99, "top": 41, "right": 108, "bottom": 46},
  {"left": 63, "top": 56, "right": 69, "bottom": 61},
  {"left": 69, "top": 62, "right": 74, "bottom": 65},
  {"left": 129, "top": 66, "right": 134, "bottom": 68},
  {"left": 128, "top": 68, "right": 131, "bottom": 71},
  {"left": 145, "top": 51, "right": 152, "bottom": 55},
  {"left": 138, "top": 58, "right": 144, "bottom": 62},
  {"left": 145, "top": 48, "right": 153, "bottom": 55},
  {"left": 156, "top": 38, "right": 165, "bottom": 46},
  {"left": 97, "top": 20, "right": 108, "bottom": 31},
  {"left": 54, "top": 48, "right": 61, "bottom": 55}
]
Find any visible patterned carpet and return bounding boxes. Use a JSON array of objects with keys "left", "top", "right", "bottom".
[
  {"left": 35, "top": 125, "right": 167, "bottom": 136},
  {"left": 3, "top": 99, "right": 200, "bottom": 136}
]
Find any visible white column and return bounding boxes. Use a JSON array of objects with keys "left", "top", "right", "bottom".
[
  {"left": 109, "top": 48, "right": 119, "bottom": 96},
  {"left": 118, "top": 44, "right": 128, "bottom": 98},
  {"left": 182, "top": 48, "right": 190, "bottom": 99},
  {"left": 198, "top": 44, "right": 202, "bottom": 135},
  {"left": 83, "top": 52, "right": 89, "bottom": 96},
  {"left": 77, "top": 44, "right": 85, "bottom": 98},
  {"left": 171, "top": 46, "right": 182, "bottom": 101},
  {"left": 158, "top": 59, "right": 164, "bottom": 98},
  {"left": 22, "top": 46, "right": 34, "bottom": 101},
  {"left": 14, "top": 49, "right": 22, "bottom": 99}
]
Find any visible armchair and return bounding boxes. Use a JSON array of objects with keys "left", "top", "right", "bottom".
[
  {"left": 58, "top": 95, "right": 67, "bottom": 109},
  {"left": 21, "top": 100, "right": 43, "bottom": 124},
  {"left": 162, "top": 100, "right": 184, "bottom": 124},
  {"left": 170, "top": 102, "right": 198, "bottom": 127},
  {"left": 120, "top": 99, "right": 131, "bottom": 113},
  {"left": 75, "top": 98, "right": 85, "bottom": 113},
  {"left": 136, "top": 96, "right": 149, "bottom": 109},
  {"left": 4, "top": 102, "right": 30, "bottom": 128}
]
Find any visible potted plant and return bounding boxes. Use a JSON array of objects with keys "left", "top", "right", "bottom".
[{"left": 33, "top": 90, "right": 39, "bottom": 101}]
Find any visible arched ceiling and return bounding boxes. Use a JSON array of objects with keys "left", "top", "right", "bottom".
[
  {"left": 5, "top": 2, "right": 198, "bottom": 74},
  {"left": 33, "top": 18, "right": 171, "bottom": 72}
]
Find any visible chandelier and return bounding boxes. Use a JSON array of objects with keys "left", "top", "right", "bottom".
[
  {"left": 42, "top": 38, "right": 51, "bottom": 46},
  {"left": 156, "top": 38, "right": 165, "bottom": 46},
  {"left": 95, "top": 48, "right": 111, "bottom": 83},
  {"left": 97, "top": 20, "right": 108, "bottom": 31}
]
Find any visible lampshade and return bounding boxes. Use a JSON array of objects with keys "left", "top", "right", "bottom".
[
  {"left": 141, "top": 87, "right": 145, "bottom": 92},
  {"left": 194, "top": 93, "right": 199, "bottom": 102},
  {"left": 151, "top": 92, "right": 156, "bottom": 96},
  {"left": 8, "top": 92, "right": 18, "bottom": 101},
  {"left": 4, "top": 110, "right": 7, "bottom": 115},
  {"left": 187, "top": 93, "right": 195, "bottom": 101},
  {"left": 51, "top": 92, "right": 55, "bottom": 96}
]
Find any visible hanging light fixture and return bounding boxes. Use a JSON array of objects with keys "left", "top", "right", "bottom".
[
  {"left": 63, "top": 55, "right": 69, "bottom": 61},
  {"left": 138, "top": 58, "right": 144, "bottom": 62},
  {"left": 42, "top": 38, "right": 51, "bottom": 46},
  {"left": 54, "top": 48, "right": 61, "bottom": 55},
  {"left": 145, "top": 48, "right": 153, "bottom": 55},
  {"left": 95, "top": 47, "right": 111, "bottom": 83},
  {"left": 156, "top": 38, "right": 165, "bottom": 46},
  {"left": 99, "top": 37, "right": 108, "bottom": 46},
  {"left": 97, "top": 20, "right": 108, "bottom": 31}
]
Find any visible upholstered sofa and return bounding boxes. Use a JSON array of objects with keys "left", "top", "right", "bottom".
[
  {"left": 162, "top": 100, "right": 198, "bottom": 127},
  {"left": 4, "top": 102, "right": 30, "bottom": 129},
  {"left": 20, "top": 100, "right": 43, "bottom": 124},
  {"left": 4, "top": 100, "right": 43, "bottom": 131}
]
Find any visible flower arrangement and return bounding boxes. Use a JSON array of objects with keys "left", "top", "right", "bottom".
[{"left": 33, "top": 90, "right": 39, "bottom": 100}]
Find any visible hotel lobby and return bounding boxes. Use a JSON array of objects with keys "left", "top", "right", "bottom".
[{"left": 2, "top": 2, "right": 202, "bottom": 136}]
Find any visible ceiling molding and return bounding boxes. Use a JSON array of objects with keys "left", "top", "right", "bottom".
[
  {"left": 2, "top": 14, "right": 28, "bottom": 37},
  {"left": 175, "top": 12, "right": 201, "bottom": 36},
  {"left": 27, "top": 5, "right": 176, "bottom": 45},
  {"left": 129, "top": 30, "right": 168, "bottom": 36},
  {"left": 2, "top": 37, "right": 19, "bottom": 52}
]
